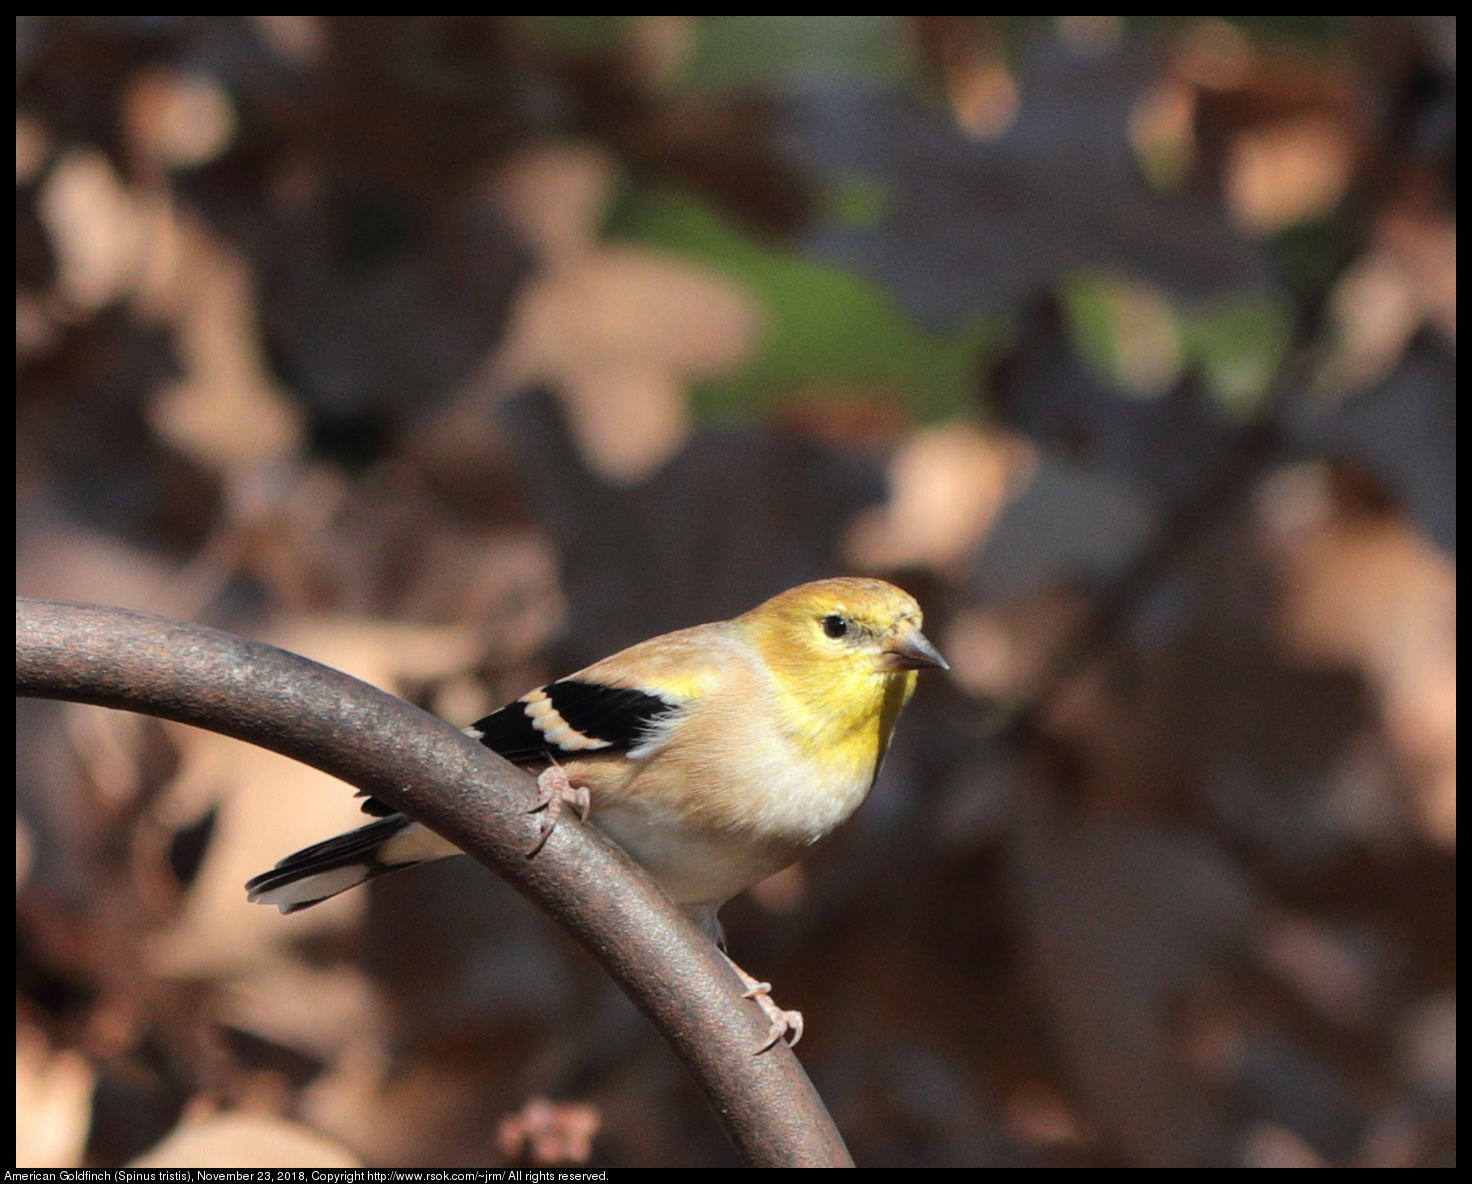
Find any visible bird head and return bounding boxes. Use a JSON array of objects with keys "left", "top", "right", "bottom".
[{"left": 740, "top": 576, "right": 947, "bottom": 714}]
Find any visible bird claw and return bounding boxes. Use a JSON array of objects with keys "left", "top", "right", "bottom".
[
  {"left": 746, "top": 985, "right": 804, "bottom": 1052},
  {"left": 527, "top": 766, "right": 590, "bottom": 855},
  {"left": 725, "top": 957, "right": 803, "bottom": 1052}
]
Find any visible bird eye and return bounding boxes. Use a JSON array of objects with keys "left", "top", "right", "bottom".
[{"left": 821, "top": 613, "right": 849, "bottom": 639}]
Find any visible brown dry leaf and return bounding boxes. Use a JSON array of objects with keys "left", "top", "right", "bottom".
[
  {"left": 846, "top": 422, "right": 1036, "bottom": 575},
  {"left": 534, "top": 247, "right": 760, "bottom": 378},
  {"left": 555, "top": 366, "right": 691, "bottom": 488},
  {"left": 36, "top": 148, "right": 150, "bottom": 310},
  {"left": 15, "top": 1023, "right": 95, "bottom": 1169},
  {"left": 1321, "top": 209, "right": 1457, "bottom": 392},
  {"left": 149, "top": 616, "right": 481, "bottom": 978},
  {"left": 17, "top": 515, "right": 178, "bottom": 613},
  {"left": 148, "top": 727, "right": 372, "bottom": 977},
  {"left": 496, "top": 1095, "right": 601, "bottom": 1166},
  {"left": 33, "top": 89, "right": 296, "bottom": 483},
  {"left": 296, "top": 1038, "right": 397, "bottom": 1164},
  {"left": 485, "top": 142, "right": 764, "bottom": 484},
  {"left": 1264, "top": 473, "right": 1456, "bottom": 845},
  {"left": 63, "top": 702, "right": 146, "bottom": 806},
  {"left": 495, "top": 141, "right": 617, "bottom": 264},
  {"left": 122, "top": 67, "right": 237, "bottom": 172},
  {"left": 146, "top": 213, "right": 304, "bottom": 479},
  {"left": 946, "top": 47, "right": 1021, "bottom": 141},
  {"left": 127, "top": 1111, "right": 360, "bottom": 1169},
  {"left": 496, "top": 247, "right": 761, "bottom": 483},
  {"left": 1226, "top": 112, "right": 1357, "bottom": 236},
  {"left": 218, "top": 962, "right": 382, "bottom": 1065}
]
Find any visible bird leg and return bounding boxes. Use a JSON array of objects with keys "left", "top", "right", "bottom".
[
  {"left": 527, "top": 765, "right": 591, "bottom": 855},
  {"left": 722, "top": 952, "right": 804, "bottom": 1052}
]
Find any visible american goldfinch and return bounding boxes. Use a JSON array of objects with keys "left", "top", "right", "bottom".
[{"left": 246, "top": 577, "right": 946, "bottom": 1048}]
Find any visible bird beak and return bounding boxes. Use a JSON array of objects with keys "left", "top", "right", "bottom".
[{"left": 881, "top": 624, "right": 949, "bottom": 672}]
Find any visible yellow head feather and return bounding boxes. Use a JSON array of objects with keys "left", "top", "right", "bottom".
[{"left": 736, "top": 577, "right": 945, "bottom": 765}]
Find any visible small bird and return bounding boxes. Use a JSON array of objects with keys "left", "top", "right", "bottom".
[{"left": 246, "top": 577, "right": 946, "bottom": 1049}]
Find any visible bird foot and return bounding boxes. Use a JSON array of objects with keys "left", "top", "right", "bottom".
[
  {"left": 724, "top": 954, "right": 803, "bottom": 1052},
  {"left": 527, "top": 765, "right": 590, "bottom": 855}
]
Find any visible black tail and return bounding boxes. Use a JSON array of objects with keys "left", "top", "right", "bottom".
[{"left": 246, "top": 814, "right": 426, "bottom": 914}]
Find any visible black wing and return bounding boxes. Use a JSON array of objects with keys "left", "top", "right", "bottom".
[
  {"left": 472, "top": 679, "right": 679, "bottom": 763},
  {"left": 357, "top": 679, "right": 680, "bottom": 817}
]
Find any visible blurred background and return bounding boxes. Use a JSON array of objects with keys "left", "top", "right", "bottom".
[{"left": 15, "top": 15, "right": 1455, "bottom": 1169}]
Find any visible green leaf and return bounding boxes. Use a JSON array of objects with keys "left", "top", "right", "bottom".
[
  {"left": 681, "top": 15, "right": 916, "bottom": 93},
  {"left": 603, "top": 183, "right": 1001, "bottom": 423}
]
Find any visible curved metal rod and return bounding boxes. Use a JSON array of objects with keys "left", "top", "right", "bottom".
[{"left": 16, "top": 598, "right": 853, "bottom": 1168}]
